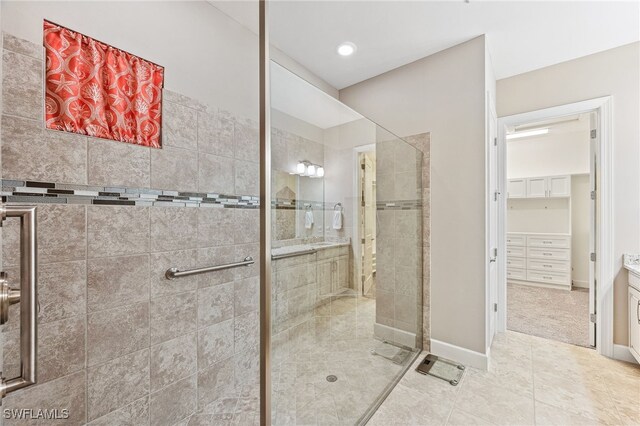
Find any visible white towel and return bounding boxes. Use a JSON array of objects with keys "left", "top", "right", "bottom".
[
  {"left": 332, "top": 210, "right": 342, "bottom": 230},
  {"left": 304, "top": 211, "right": 314, "bottom": 229}
]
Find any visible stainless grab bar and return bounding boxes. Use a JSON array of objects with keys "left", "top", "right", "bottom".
[
  {"left": 166, "top": 256, "right": 254, "bottom": 280},
  {"left": 0, "top": 205, "right": 37, "bottom": 397},
  {"left": 271, "top": 249, "right": 317, "bottom": 260}
]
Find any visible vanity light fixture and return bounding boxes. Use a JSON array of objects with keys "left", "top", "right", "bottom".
[
  {"left": 337, "top": 42, "right": 357, "bottom": 57},
  {"left": 506, "top": 128, "right": 549, "bottom": 140},
  {"left": 296, "top": 161, "right": 324, "bottom": 177}
]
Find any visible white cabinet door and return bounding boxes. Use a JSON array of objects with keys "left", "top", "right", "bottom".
[
  {"left": 548, "top": 175, "right": 571, "bottom": 197},
  {"left": 507, "top": 179, "right": 526, "bottom": 198},
  {"left": 629, "top": 286, "right": 640, "bottom": 363},
  {"left": 527, "top": 177, "right": 547, "bottom": 198}
]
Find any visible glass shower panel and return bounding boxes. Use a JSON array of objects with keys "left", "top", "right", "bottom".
[
  {"left": 0, "top": 1, "right": 260, "bottom": 424},
  {"left": 269, "top": 62, "right": 423, "bottom": 425}
]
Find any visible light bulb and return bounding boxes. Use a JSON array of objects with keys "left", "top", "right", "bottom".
[
  {"left": 307, "top": 165, "right": 316, "bottom": 176},
  {"left": 337, "top": 42, "right": 357, "bottom": 57},
  {"left": 296, "top": 162, "right": 306, "bottom": 174},
  {"left": 316, "top": 167, "right": 324, "bottom": 177}
]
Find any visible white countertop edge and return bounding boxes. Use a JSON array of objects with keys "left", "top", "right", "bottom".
[{"left": 624, "top": 263, "right": 640, "bottom": 277}]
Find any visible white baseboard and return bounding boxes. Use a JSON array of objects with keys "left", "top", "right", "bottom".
[
  {"left": 572, "top": 279, "right": 589, "bottom": 289},
  {"left": 430, "top": 338, "right": 488, "bottom": 370},
  {"left": 613, "top": 344, "right": 639, "bottom": 364},
  {"left": 374, "top": 322, "right": 416, "bottom": 348}
]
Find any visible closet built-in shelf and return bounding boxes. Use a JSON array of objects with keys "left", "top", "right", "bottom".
[{"left": 507, "top": 175, "right": 571, "bottom": 199}]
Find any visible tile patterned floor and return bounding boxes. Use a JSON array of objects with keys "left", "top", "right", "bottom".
[
  {"left": 271, "top": 295, "right": 418, "bottom": 425},
  {"left": 507, "top": 283, "right": 590, "bottom": 347},
  {"left": 369, "top": 331, "right": 640, "bottom": 425}
]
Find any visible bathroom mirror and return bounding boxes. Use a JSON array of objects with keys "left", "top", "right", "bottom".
[{"left": 272, "top": 170, "right": 325, "bottom": 241}]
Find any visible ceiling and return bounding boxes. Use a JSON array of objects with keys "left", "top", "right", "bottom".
[{"left": 212, "top": 1, "right": 639, "bottom": 90}]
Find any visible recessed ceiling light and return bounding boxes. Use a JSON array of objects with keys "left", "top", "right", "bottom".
[{"left": 337, "top": 42, "right": 357, "bottom": 57}]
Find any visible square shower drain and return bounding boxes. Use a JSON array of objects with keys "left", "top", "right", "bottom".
[{"left": 416, "top": 354, "right": 465, "bottom": 385}]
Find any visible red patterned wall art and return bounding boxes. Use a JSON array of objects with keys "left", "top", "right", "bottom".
[{"left": 43, "top": 20, "right": 164, "bottom": 148}]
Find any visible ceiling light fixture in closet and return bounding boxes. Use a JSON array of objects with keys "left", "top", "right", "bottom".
[{"left": 506, "top": 128, "right": 549, "bottom": 140}]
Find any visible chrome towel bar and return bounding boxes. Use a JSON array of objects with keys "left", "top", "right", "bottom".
[{"left": 166, "top": 256, "right": 254, "bottom": 280}]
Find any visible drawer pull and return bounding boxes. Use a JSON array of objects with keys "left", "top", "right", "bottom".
[
  {"left": 543, "top": 253, "right": 552, "bottom": 256},
  {"left": 543, "top": 265, "right": 552, "bottom": 268},
  {"left": 543, "top": 276, "right": 553, "bottom": 280},
  {"left": 542, "top": 241, "right": 552, "bottom": 244}
]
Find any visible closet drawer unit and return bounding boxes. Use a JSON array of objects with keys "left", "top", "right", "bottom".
[
  {"left": 506, "top": 246, "right": 526, "bottom": 258},
  {"left": 527, "top": 270, "right": 570, "bottom": 286},
  {"left": 506, "top": 234, "right": 526, "bottom": 247},
  {"left": 506, "top": 256, "right": 526, "bottom": 269},
  {"left": 507, "top": 268, "right": 527, "bottom": 280},
  {"left": 527, "top": 258, "right": 570, "bottom": 273},
  {"left": 527, "top": 235, "right": 570, "bottom": 249},
  {"left": 527, "top": 247, "right": 570, "bottom": 261}
]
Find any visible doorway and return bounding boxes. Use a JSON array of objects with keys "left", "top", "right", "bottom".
[
  {"left": 503, "top": 113, "right": 594, "bottom": 347},
  {"left": 494, "top": 97, "right": 614, "bottom": 357},
  {"left": 358, "top": 149, "right": 377, "bottom": 298}
]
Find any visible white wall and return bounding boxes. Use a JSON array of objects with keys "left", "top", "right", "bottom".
[
  {"left": 341, "top": 36, "right": 490, "bottom": 355},
  {"left": 572, "top": 174, "right": 590, "bottom": 288},
  {"left": 506, "top": 130, "right": 590, "bottom": 178},
  {"left": 507, "top": 199, "right": 571, "bottom": 234},
  {"left": 497, "top": 42, "right": 640, "bottom": 345}
]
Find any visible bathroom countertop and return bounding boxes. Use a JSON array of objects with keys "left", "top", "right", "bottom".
[
  {"left": 623, "top": 254, "right": 640, "bottom": 278},
  {"left": 272, "top": 241, "right": 349, "bottom": 259}
]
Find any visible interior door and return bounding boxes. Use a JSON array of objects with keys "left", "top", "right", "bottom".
[
  {"left": 361, "top": 153, "right": 375, "bottom": 297},
  {"left": 589, "top": 112, "right": 598, "bottom": 347},
  {"left": 488, "top": 101, "right": 499, "bottom": 346}
]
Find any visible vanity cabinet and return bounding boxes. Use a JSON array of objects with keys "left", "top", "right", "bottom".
[
  {"left": 317, "top": 245, "right": 350, "bottom": 299},
  {"left": 628, "top": 272, "right": 640, "bottom": 363},
  {"left": 508, "top": 175, "right": 571, "bottom": 198}
]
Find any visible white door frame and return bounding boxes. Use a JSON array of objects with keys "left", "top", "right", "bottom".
[
  {"left": 495, "top": 96, "right": 614, "bottom": 358},
  {"left": 352, "top": 144, "right": 376, "bottom": 292}
]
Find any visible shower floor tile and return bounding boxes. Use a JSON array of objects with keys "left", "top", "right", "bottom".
[{"left": 271, "top": 295, "right": 417, "bottom": 425}]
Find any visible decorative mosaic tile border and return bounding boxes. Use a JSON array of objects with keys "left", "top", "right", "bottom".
[
  {"left": 0, "top": 179, "right": 259, "bottom": 208},
  {"left": 376, "top": 200, "right": 422, "bottom": 210},
  {"left": 272, "top": 199, "right": 339, "bottom": 211}
]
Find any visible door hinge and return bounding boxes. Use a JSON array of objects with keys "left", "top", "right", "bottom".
[
  {"left": 590, "top": 313, "right": 597, "bottom": 323},
  {"left": 493, "top": 248, "right": 498, "bottom": 257},
  {"left": 493, "top": 137, "right": 497, "bottom": 146},
  {"left": 591, "top": 190, "right": 596, "bottom": 200},
  {"left": 494, "top": 191, "right": 500, "bottom": 201},
  {"left": 494, "top": 303, "right": 498, "bottom": 312},
  {"left": 590, "top": 252, "right": 596, "bottom": 262},
  {"left": 590, "top": 129, "right": 597, "bottom": 139}
]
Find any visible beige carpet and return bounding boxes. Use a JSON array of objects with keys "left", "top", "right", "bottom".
[{"left": 507, "top": 283, "right": 591, "bottom": 347}]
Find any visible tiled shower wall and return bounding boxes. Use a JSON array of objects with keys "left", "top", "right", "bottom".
[
  {"left": 1, "top": 32, "right": 260, "bottom": 425},
  {"left": 404, "top": 133, "right": 431, "bottom": 350},
  {"left": 375, "top": 135, "right": 427, "bottom": 349}
]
